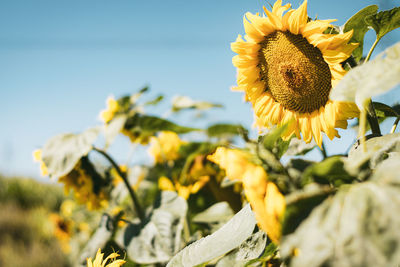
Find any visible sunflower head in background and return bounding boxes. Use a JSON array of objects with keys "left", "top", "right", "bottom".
[{"left": 231, "top": 0, "right": 359, "bottom": 147}]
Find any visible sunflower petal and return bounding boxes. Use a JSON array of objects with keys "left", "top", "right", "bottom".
[{"left": 287, "top": 0, "right": 308, "bottom": 34}]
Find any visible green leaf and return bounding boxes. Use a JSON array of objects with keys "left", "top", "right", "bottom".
[
  {"left": 116, "top": 191, "right": 188, "bottom": 264},
  {"left": 343, "top": 5, "right": 379, "bottom": 61},
  {"left": 206, "top": 123, "right": 246, "bottom": 138},
  {"left": 144, "top": 94, "right": 164, "bottom": 106},
  {"left": 281, "top": 177, "right": 400, "bottom": 267},
  {"left": 41, "top": 127, "right": 100, "bottom": 178},
  {"left": 166, "top": 204, "right": 256, "bottom": 267},
  {"left": 192, "top": 202, "right": 234, "bottom": 224},
  {"left": 346, "top": 133, "right": 400, "bottom": 175},
  {"left": 125, "top": 114, "right": 199, "bottom": 135},
  {"left": 302, "top": 156, "right": 355, "bottom": 187},
  {"left": 216, "top": 231, "right": 267, "bottom": 267},
  {"left": 365, "top": 7, "right": 400, "bottom": 39},
  {"left": 284, "top": 138, "right": 316, "bottom": 156},
  {"left": 130, "top": 86, "right": 149, "bottom": 104},
  {"left": 373, "top": 102, "right": 400, "bottom": 118},
  {"left": 261, "top": 124, "right": 292, "bottom": 158},
  {"left": 78, "top": 214, "right": 114, "bottom": 266},
  {"left": 283, "top": 184, "right": 334, "bottom": 235},
  {"left": 330, "top": 42, "right": 400, "bottom": 108},
  {"left": 104, "top": 114, "right": 127, "bottom": 147},
  {"left": 172, "top": 95, "right": 223, "bottom": 112}
]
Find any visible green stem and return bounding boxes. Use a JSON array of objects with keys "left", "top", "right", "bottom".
[
  {"left": 391, "top": 117, "right": 400, "bottom": 133},
  {"left": 92, "top": 147, "right": 145, "bottom": 222},
  {"left": 320, "top": 141, "right": 328, "bottom": 159},
  {"left": 364, "top": 38, "right": 380, "bottom": 63},
  {"left": 366, "top": 100, "right": 381, "bottom": 136}
]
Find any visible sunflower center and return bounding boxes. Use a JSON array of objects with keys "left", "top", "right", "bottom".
[{"left": 258, "top": 31, "right": 331, "bottom": 113}]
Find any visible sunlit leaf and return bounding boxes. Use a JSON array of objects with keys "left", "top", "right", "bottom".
[
  {"left": 167, "top": 204, "right": 256, "bottom": 267},
  {"left": 78, "top": 214, "right": 114, "bottom": 266},
  {"left": 124, "top": 114, "right": 199, "bottom": 136},
  {"left": 172, "top": 95, "right": 223, "bottom": 112},
  {"left": 192, "top": 202, "right": 234, "bottom": 224},
  {"left": 41, "top": 127, "right": 100, "bottom": 178},
  {"left": 116, "top": 191, "right": 187, "bottom": 264},
  {"left": 144, "top": 94, "right": 164, "bottom": 106},
  {"left": 302, "top": 156, "right": 355, "bottom": 187},
  {"left": 346, "top": 133, "right": 400, "bottom": 174},
  {"left": 330, "top": 42, "right": 400, "bottom": 108},
  {"left": 343, "top": 5, "right": 379, "bottom": 61},
  {"left": 281, "top": 176, "right": 400, "bottom": 267},
  {"left": 365, "top": 7, "right": 400, "bottom": 39},
  {"left": 104, "top": 114, "right": 127, "bottom": 147},
  {"left": 216, "top": 231, "right": 267, "bottom": 267},
  {"left": 284, "top": 138, "right": 316, "bottom": 156},
  {"left": 206, "top": 123, "right": 246, "bottom": 138}
]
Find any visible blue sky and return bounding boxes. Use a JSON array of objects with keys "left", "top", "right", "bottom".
[{"left": 1, "top": 0, "right": 399, "bottom": 179}]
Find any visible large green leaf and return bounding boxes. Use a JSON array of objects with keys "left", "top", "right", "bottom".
[
  {"left": 172, "top": 95, "right": 223, "bottom": 112},
  {"left": 330, "top": 42, "right": 400, "bottom": 108},
  {"left": 41, "top": 127, "right": 100, "bottom": 178},
  {"left": 104, "top": 114, "right": 127, "bottom": 147},
  {"left": 192, "top": 202, "right": 234, "bottom": 225},
  {"left": 281, "top": 173, "right": 400, "bottom": 267},
  {"left": 78, "top": 214, "right": 114, "bottom": 266},
  {"left": 166, "top": 204, "right": 256, "bottom": 267},
  {"left": 365, "top": 7, "right": 400, "bottom": 39},
  {"left": 343, "top": 5, "right": 379, "bottom": 61},
  {"left": 206, "top": 123, "right": 246, "bottom": 138},
  {"left": 125, "top": 114, "right": 199, "bottom": 135},
  {"left": 216, "top": 231, "right": 267, "bottom": 267},
  {"left": 346, "top": 133, "right": 400, "bottom": 177},
  {"left": 116, "top": 191, "right": 187, "bottom": 264},
  {"left": 302, "top": 156, "right": 355, "bottom": 187}
]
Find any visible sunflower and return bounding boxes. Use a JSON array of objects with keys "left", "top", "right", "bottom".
[
  {"left": 231, "top": 0, "right": 359, "bottom": 147},
  {"left": 208, "top": 147, "right": 285, "bottom": 243}
]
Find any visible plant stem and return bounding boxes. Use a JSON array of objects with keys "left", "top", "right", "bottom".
[
  {"left": 366, "top": 100, "right": 381, "bottom": 136},
  {"left": 364, "top": 37, "right": 380, "bottom": 63},
  {"left": 320, "top": 141, "right": 328, "bottom": 159},
  {"left": 391, "top": 117, "right": 400, "bottom": 133},
  {"left": 92, "top": 147, "right": 145, "bottom": 222}
]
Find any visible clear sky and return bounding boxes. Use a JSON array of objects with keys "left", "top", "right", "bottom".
[{"left": 1, "top": 0, "right": 399, "bottom": 179}]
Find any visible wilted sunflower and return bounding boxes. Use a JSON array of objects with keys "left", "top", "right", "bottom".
[{"left": 232, "top": 0, "right": 359, "bottom": 147}]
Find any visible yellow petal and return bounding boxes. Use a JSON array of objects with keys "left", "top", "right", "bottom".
[
  {"left": 310, "top": 112, "right": 323, "bottom": 147},
  {"left": 301, "top": 19, "right": 336, "bottom": 36},
  {"left": 232, "top": 55, "right": 258, "bottom": 68},
  {"left": 231, "top": 35, "right": 260, "bottom": 55},
  {"left": 263, "top": 6, "right": 283, "bottom": 30},
  {"left": 299, "top": 116, "right": 312, "bottom": 143},
  {"left": 272, "top": 0, "right": 291, "bottom": 17},
  {"left": 158, "top": 176, "right": 175, "bottom": 192},
  {"left": 287, "top": 0, "right": 308, "bottom": 35},
  {"left": 243, "top": 14, "right": 265, "bottom": 43}
]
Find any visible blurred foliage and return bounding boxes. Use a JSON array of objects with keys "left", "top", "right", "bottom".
[{"left": 0, "top": 176, "right": 69, "bottom": 267}]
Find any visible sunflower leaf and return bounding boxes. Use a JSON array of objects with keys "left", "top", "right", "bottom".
[
  {"left": 124, "top": 113, "right": 199, "bottom": 135},
  {"left": 373, "top": 102, "right": 400, "bottom": 118},
  {"left": 166, "top": 204, "right": 256, "bottom": 267},
  {"left": 144, "top": 94, "right": 164, "bottom": 106},
  {"left": 104, "top": 114, "right": 127, "bottom": 147},
  {"left": 206, "top": 123, "right": 246, "bottom": 138},
  {"left": 116, "top": 191, "right": 188, "bottom": 264},
  {"left": 365, "top": 7, "right": 400, "bottom": 39},
  {"left": 330, "top": 42, "right": 400, "bottom": 108},
  {"left": 216, "top": 231, "right": 267, "bottom": 267},
  {"left": 281, "top": 174, "right": 400, "bottom": 267},
  {"left": 343, "top": 5, "right": 378, "bottom": 62},
  {"left": 172, "top": 95, "right": 223, "bottom": 112},
  {"left": 41, "top": 127, "right": 100, "bottom": 178}
]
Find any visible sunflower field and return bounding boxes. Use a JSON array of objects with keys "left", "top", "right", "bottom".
[{"left": 31, "top": 1, "right": 400, "bottom": 266}]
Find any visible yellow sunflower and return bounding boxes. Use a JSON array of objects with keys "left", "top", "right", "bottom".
[
  {"left": 231, "top": 0, "right": 359, "bottom": 147},
  {"left": 208, "top": 147, "right": 285, "bottom": 243}
]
